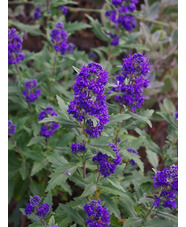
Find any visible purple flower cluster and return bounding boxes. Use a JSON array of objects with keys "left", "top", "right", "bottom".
[
  {"left": 25, "top": 195, "right": 50, "bottom": 218},
  {"left": 34, "top": 7, "right": 42, "bottom": 20},
  {"left": 153, "top": 165, "right": 178, "bottom": 209},
  {"left": 71, "top": 142, "right": 86, "bottom": 154},
  {"left": 105, "top": 0, "right": 138, "bottom": 45},
  {"left": 84, "top": 200, "right": 111, "bottom": 227},
  {"left": 111, "top": 53, "right": 151, "bottom": 111},
  {"left": 67, "top": 62, "right": 109, "bottom": 138},
  {"left": 8, "top": 28, "right": 25, "bottom": 65},
  {"left": 8, "top": 120, "right": 17, "bottom": 135},
  {"left": 107, "top": 33, "right": 119, "bottom": 46},
  {"left": 38, "top": 106, "right": 60, "bottom": 138},
  {"left": 22, "top": 79, "right": 42, "bottom": 103},
  {"left": 50, "top": 22, "right": 75, "bottom": 56},
  {"left": 127, "top": 148, "right": 139, "bottom": 166},
  {"left": 92, "top": 143, "right": 122, "bottom": 177},
  {"left": 89, "top": 52, "right": 97, "bottom": 60},
  {"left": 36, "top": 203, "right": 51, "bottom": 218},
  {"left": 60, "top": 6, "right": 68, "bottom": 15}
]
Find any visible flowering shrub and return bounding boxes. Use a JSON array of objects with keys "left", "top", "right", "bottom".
[{"left": 8, "top": 0, "right": 177, "bottom": 227}]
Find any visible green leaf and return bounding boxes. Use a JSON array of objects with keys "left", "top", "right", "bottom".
[
  {"left": 30, "top": 159, "right": 48, "bottom": 176},
  {"left": 65, "top": 21, "right": 91, "bottom": 34},
  {"left": 156, "top": 211, "right": 178, "bottom": 225},
  {"left": 100, "top": 194, "right": 121, "bottom": 219},
  {"left": 144, "top": 218, "right": 173, "bottom": 227},
  {"left": 46, "top": 165, "right": 78, "bottom": 192},
  {"left": 129, "top": 111, "right": 153, "bottom": 128},
  {"left": 80, "top": 183, "right": 97, "bottom": 197},
  {"left": 20, "top": 208, "right": 41, "bottom": 222},
  {"left": 123, "top": 217, "right": 142, "bottom": 227},
  {"left": 122, "top": 150, "right": 144, "bottom": 173},
  {"left": 27, "top": 136, "right": 45, "bottom": 147},
  {"left": 9, "top": 20, "right": 43, "bottom": 36},
  {"left": 145, "top": 149, "right": 159, "bottom": 169},
  {"left": 107, "top": 177, "right": 126, "bottom": 193},
  {"left": 106, "top": 114, "right": 131, "bottom": 128},
  {"left": 58, "top": 204, "right": 85, "bottom": 226},
  {"left": 28, "top": 224, "right": 43, "bottom": 227},
  {"left": 119, "top": 197, "right": 137, "bottom": 217},
  {"left": 72, "top": 66, "right": 80, "bottom": 73},
  {"left": 87, "top": 143, "right": 116, "bottom": 159},
  {"left": 56, "top": 95, "right": 70, "bottom": 119},
  {"left": 119, "top": 43, "right": 150, "bottom": 51},
  {"left": 86, "top": 15, "right": 109, "bottom": 41},
  {"left": 46, "top": 152, "right": 68, "bottom": 169},
  {"left": 19, "top": 161, "right": 30, "bottom": 180}
]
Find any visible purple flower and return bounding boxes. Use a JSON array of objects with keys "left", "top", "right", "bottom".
[
  {"left": 8, "top": 28, "right": 25, "bottom": 65},
  {"left": 60, "top": 6, "right": 68, "bottom": 15},
  {"left": 127, "top": 148, "right": 139, "bottom": 166},
  {"left": 24, "top": 203, "right": 35, "bottom": 216},
  {"left": 118, "top": 14, "right": 136, "bottom": 31},
  {"left": 22, "top": 79, "right": 42, "bottom": 103},
  {"left": 36, "top": 203, "right": 50, "bottom": 218},
  {"left": 38, "top": 106, "right": 59, "bottom": 138},
  {"left": 8, "top": 120, "right": 16, "bottom": 135},
  {"left": 50, "top": 22, "right": 75, "bottom": 56},
  {"left": 112, "top": 0, "right": 122, "bottom": 6},
  {"left": 92, "top": 143, "right": 122, "bottom": 178},
  {"left": 67, "top": 62, "right": 109, "bottom": 138},
  {"left": 34, "top": 7, "right": 42, "bottom": 20},
  {"left": 84, "top": 200, "right": 111, "bottom": 226},
  {"left": 105, "top": 0, "right": 138, "bottom": 33},
  {"left": 89, "top": 52, "right": 97, "bottom": 60},
  {"left": 107, "top": 33, "right": 119, "bottom": 46},
  {"left": 153, "top": 165, "right": 178, "bottom": 210},
  {"left": 71, "top": 142, "right": 86, "bottom": 154},
  {"left": 111, "top": 53, "right": 151, "bottom": 111},
  {"left": 29, "top": 195, "right": 41, "bottom": 207}
]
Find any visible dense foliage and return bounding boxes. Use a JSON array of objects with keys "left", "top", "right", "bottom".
[{"left": 8, "top": 0, "right": 178, "bottom": 226}]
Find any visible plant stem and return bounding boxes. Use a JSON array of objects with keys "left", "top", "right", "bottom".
[
  {"left": 10, "top": 135, "right": 25, "bottom": 161},
  {"left": 83, "top": 159, "right": 86, "bottom": 178},
  {"left": 96, "top": 172, "right": 101, "bottom": 185},
  {"left": 50, "top": 51, "right": 58, "bottom": 96},
  {"left": 39, "top": 216, "right": 47, "bottom": 227},
  {"left": 81, "top": 119, "right": 87, "bottom": 178},
  {"left": 68, "top": 7, "right": 103, "bottom": 13},
  {"left": 46, "top": 0, "right": 50, "bottom": 12},
  {"left": 29, "top": 103, "right": 34, "bottom": 121},
  {"left": 14, "top": 63, "right": 23, "bottom": 79},
  {"left": 143, "top": 206, "right": 153, "bottom": 222},
  {"left": 51, "top": 51, "right": 58, "bottom": 77},
  {"left": 114, "top": 105, "right": 125, "bottom": 144}
]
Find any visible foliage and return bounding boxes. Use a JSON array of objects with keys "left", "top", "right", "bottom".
[{"left": 8, "top": 0, "right": 178, "bottom": 227}]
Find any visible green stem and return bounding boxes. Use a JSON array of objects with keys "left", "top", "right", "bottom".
[
  {"left": 96, "top": 172, "right": 101, "bottom": 185},
  {"left": 51, "top": 51, "right": 58, "bottom": 77},
  {"left": 114, "top": 105, "right": 124, "bottom": 145},
  {"left": 50, "top": 51, "right": 58, "bottom": 96},
  {"left": 14, "top": 63, "right": 23, "bottom": 79},
  {"left": 141, "top": 206, "right": 153, "bottom": 226},
  {"left": 68, "top": 7, "right": 103, "bottom": 13},
  {"left": 10, "top": 135, "right": 25, "bottom": 161},
  {"left": 46, "top": 0, "right": 50, "bottom": 12},
  {"left": 81, "top": 120, "right": 87, "bottom": 178},
  {"left": 39, "top": 216, "right": 47, "bottom": 227},
  {"left": 83, "top": 159, "right": 86, "bottom": 178},
  {"left": 29, "top": 103, "right": 34, "bottom": 121}
]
